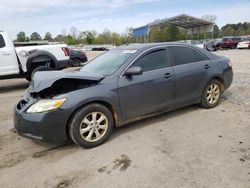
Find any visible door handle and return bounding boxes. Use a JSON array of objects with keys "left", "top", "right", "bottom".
[
  {"left": 164, "top": 73, "right": 171, "bottom": 79},
  {"left": 205, "top": 64, "right": 211, "bottom": 69}
]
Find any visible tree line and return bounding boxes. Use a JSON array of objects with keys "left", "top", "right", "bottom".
[
  {"left": 15, "top": 27, "right": 133, "bottom": 46},
  {"left": 148, "top": 22, "right": 250, "bottom": 42},
  {"left": 15, "top": 22, "right": 250, "bottom": 45}
]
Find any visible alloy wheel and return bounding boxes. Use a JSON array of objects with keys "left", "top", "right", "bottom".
[
  {"left": 206, "top": 83, "right": 220, "bottom": 104},
  {"left": 79, "top": 112, "right": 108, "bottom": 142}
]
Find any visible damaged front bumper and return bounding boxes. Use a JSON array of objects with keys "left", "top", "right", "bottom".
[
  {"left": 14, "top": 70, "right": 105, "bottom": 143},
  {"left": 14, "top": 98, "right": 71, "bottom": 143}
]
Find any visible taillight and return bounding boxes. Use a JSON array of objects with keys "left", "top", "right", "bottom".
[{"left": 62, "top": 47, "right": 70, "bottom": 56}]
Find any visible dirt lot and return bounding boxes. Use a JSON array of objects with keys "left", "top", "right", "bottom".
[{"left": 0, "top": 50, "right": 249, "bottom": 188}]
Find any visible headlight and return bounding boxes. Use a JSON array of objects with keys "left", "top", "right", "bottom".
[{"left": 26, "top": 98, "right": 66, "bottom": 113}]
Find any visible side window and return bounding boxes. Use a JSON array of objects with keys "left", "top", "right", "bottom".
[
  {"left": 0, "top": 34, "right": 6, "bottom": 48},
  {"left": 169, "top": 46, "right": 207, "bottom": 66},
  {"left": 133, "top": 49, "right": 167, "bottom": 72}
]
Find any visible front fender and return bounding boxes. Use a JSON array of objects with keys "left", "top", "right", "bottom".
[{"left": 58, "top": 85, "right": 122, "bottom": 127}]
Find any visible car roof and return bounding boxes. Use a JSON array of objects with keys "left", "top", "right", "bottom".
[
  {"left": 116, "top": 42, "right": 196, "bottom": 50},
  {"left": 223, "top": 36, "right": 241, "bottom": 39},
  {"left": 115, "top": 42, "right": 220, "bottom": 61}
]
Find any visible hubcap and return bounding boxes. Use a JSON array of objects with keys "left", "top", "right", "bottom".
[
  {"left": 79, "top": 112, "right": 108, "bottom": 142},
  {"left": 206, "top": 83, "right": 220, "bottom": 104}
]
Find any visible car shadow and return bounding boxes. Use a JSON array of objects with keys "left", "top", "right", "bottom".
[{"left": 108, "top": 105, "right": 202, "bottom": 142}]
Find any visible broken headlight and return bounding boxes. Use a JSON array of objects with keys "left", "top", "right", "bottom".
[{"left": 26, "top": 98, "right": 66, "bottom": 113}]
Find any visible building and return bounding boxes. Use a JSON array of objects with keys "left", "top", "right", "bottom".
[{"left": 132, "top": 14, "right": 214, "bottom": 42}]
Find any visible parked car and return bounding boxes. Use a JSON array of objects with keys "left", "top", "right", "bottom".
[
  {"left": 14, "top": 43, "right": 233, "bottom": 148},
  {"left": 203, "top": 40, "right": 221, "bottom": 51},
  {"left": 70, "top": 49, "right": 88, "bottom": 66},
  {"left": 92, "top": 47, "right": 108, "bottom": 51},
  {"left": 237, "top": 38, "right": 250, "bottom": 49},
  {"left": 220, "top": 37, "right": 241, "bottom": 49},
  {"left": 0, "top": 31, "right": 71, "bottom": 81}
]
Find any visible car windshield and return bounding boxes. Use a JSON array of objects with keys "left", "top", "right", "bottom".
[{"left": 80, "top": 49, "right": 136, "bottom": 76}]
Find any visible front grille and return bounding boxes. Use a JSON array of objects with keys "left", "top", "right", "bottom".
[{"left": 17, "top": 100, "right": 28, "bottom": 110}]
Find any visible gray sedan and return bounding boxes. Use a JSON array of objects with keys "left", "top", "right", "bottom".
[{"left": 14, "top": 43, "right": 233, "bottom": 148}]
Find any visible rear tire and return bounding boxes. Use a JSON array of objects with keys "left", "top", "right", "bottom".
[
  {"left": 69, "top": 104, "right": 114, "bottom": 149},
  {"left": 201, "top": 79, "right": 222, "bottom": 108},
  {"left": 72, "top": 58, "right": 81, "bottom": 67}
]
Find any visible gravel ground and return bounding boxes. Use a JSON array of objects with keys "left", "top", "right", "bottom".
[{"left": 0, "top": 50, "right": 249, "bottom": 188}]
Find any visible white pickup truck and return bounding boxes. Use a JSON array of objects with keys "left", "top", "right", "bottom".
[{"left": 0, "top": 31, "right": 71, "bottom": 81}]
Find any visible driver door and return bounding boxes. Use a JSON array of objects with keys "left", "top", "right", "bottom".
[{"left": 118, "top": 48, "right": 174, "bottom": 121}]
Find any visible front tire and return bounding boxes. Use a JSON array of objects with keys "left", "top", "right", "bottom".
[
  {"left": 69, "top": 104, "right": 114, "bottom": 149},
  {"left": 201, "top": 79, "right": 222, "bottom": 108}
]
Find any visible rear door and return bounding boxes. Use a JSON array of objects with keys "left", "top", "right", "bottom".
[
  {"left": 0, "top": 34, "right": 19, "bottom": 76},
  {"left": 168, "top": 45, "right": 210, "bottom": 106},
  {"left": 118, "top": 48, "right": 174, "bottom": 121}
]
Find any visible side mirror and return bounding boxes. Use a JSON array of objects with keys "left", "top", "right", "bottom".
[{"left": 125, "top": 66, "right": 143, "bottom": 76}]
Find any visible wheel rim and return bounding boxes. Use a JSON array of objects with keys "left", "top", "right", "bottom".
[
  {"left": 206, "top": 83, "right": 220, "bottom": 104},
  {"left": 79, "top": 112, "right": 108, "bottom": 142}
]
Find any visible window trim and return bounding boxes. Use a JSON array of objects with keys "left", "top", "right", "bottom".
[{"left": 0, "top": 34, "right": 6, "bottom": 48}]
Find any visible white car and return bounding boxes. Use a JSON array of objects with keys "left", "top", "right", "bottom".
[
  {"left": 0, "top": 31, "right": 71, "bottom": 81},
  {"left": 237, "top": 38, "right": 250, "bottom": 49}
]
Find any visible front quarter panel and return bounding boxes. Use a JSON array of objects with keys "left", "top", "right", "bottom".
[{"left": 58, "top": 76, "right": 122, "bottom": 126}]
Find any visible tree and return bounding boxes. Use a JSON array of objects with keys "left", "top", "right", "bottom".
[
  {"left": 16, "top": 31, "right": 26, "bottom": 42},
  {"left": 220, "top": 24, "right": 235, "bottom": 36},
  {"left": 149, "top": 27, "right": 165, "bottom": 42},
  {"left": 70, "top": 27, "right": 78, "bottom": 39},
  {"left": 220, "top": 22, "right": 250, "bottom": 37},
  {"left": 94, "top": 35, "right": 105, "bottom": 44},
  {"left": 123, "top": 27, "right": 134, "bottom": 43},
  {"left": 149, "top": 24, "right": 183, "bottom": 42},
  {"left": 166, "top": 24, "right": 180, "bottom": 41},
  {"left": 54, "top": 34, "right": 67, "bottom": 43},
  {"left": 84, "top": 32, "right": 95, "bottom": 44},
  {"left": 111, "top": 32, "right": 122, "bottom": 45},
  {"left": 25, "top": 36, "right": 30, "bottom": 42},
  {"left": 30, "top": 32, "right": 42, "bottom": 41},
  {"left": 213, "top": 24, "right": 220, "bottom": 38},
  {"left": 101, "top": 28, "right": 112, "bottom": 43},
  {"left": 65, "top": 35, "right": 79, "bottom": 45},
  {"left": 44, "top": 32, "right": 53, "bottom": 41}
]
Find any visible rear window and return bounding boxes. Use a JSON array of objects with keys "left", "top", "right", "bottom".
[
  {"left": 169, "top": 46, "right": 207, "bottom": 66},
  {"left": 0, "top": 34, "right": 5, "bottom": 48},
  {"left": 232, "top": 38, "right": 241, "bottom": 42}
]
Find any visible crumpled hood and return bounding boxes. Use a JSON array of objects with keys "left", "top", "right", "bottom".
[{"left": 29, "top": 70, "right": 104, "bottom": 93}]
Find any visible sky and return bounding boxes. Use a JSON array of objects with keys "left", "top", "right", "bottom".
[{"left": 0, "top": 0, "right": 250, "bottom": 39}]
